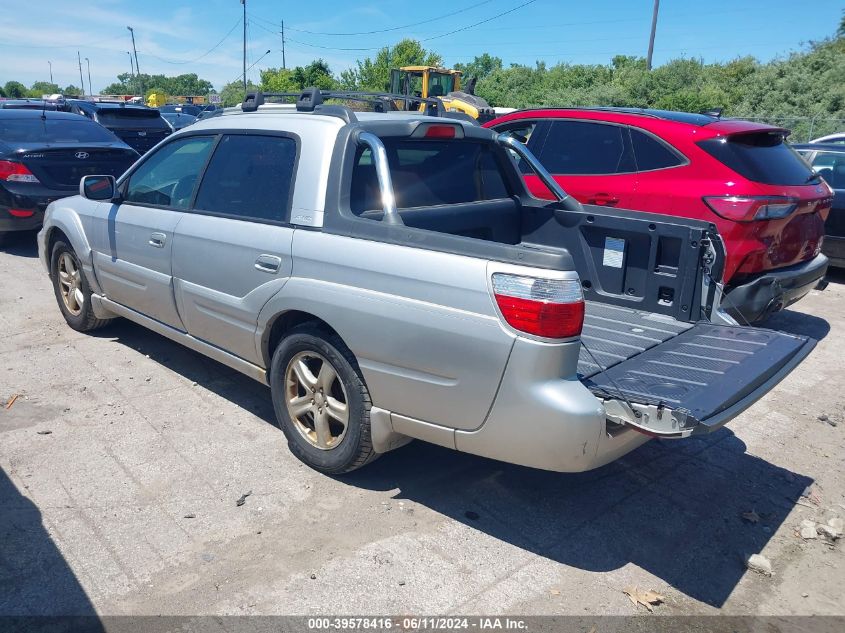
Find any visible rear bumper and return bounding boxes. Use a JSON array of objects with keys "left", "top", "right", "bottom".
[
  {"left": 453, "top": 337, "right": 649, "bottom": 473},
  {"left": 0, "top": 184, "right": 72, "bottom": 233},
  {"left": 0, "top": 208, "right": 45, "bottom": 233},
  {"left": 823, "top": 235, "right": 845, "bottom": 268},
  {"left": 723, "top": 253, "right": 828, "bottom": 323}
]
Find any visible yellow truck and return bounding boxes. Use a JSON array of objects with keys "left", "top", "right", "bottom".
[
  {"left": 388, "top": 66, "right": 495, "bottom": 122},
  {"left": 146, "top": 92, "right": 167, "bottom": 108}
]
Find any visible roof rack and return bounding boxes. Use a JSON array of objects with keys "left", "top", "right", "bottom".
[{"left": 241, "top": 87, "right": 465, "bottom": 124}]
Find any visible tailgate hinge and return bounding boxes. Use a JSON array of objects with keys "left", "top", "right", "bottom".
[{"left": 603, "top": 399, "right": 697, "bottom": 438}]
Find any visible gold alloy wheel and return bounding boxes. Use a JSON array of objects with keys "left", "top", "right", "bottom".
[
  {"left": 284, "top": 351, "right": 349, "bottom": 450},
  {"left": 57, "top": 252, "right": 84, "bottom": 316}
]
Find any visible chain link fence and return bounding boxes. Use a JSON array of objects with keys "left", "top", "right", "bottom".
[{"left": 730, "top": 115, "right": 845, "bottom": 142}]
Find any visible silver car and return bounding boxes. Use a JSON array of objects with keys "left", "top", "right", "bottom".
[{"left": 37, "top": 90, "right": 815, "bottom": 474}]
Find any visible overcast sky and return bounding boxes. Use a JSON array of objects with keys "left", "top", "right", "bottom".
[{"left": 1, "top": 0, "right": 841, "bottom": 93}]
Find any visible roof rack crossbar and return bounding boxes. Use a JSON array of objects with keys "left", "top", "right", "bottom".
[{"left": 241, "top": 87, "right": 447, "bottom": 118}]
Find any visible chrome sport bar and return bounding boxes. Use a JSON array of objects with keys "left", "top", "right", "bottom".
[
  {"left": 356, "top": 131, "right": 404, "bottom": 226},
  {"left": 496, "top": 133, "right": 585, "bottom": 214}
]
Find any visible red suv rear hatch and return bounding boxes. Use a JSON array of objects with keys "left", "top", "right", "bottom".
[{"left": 696, "top": 129, "right": 832, "bottom": 278}]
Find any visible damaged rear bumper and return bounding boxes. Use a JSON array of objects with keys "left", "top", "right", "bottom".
[{"left": 723, "top": 253, "right": 828, "bottom": 323}]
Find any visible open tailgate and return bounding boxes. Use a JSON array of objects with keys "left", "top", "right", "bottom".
[{"left": 582, "top": 321, "right": 815, "bottom": 437}]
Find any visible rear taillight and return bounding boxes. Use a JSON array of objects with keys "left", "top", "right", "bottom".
[
  {"left": 0, "top": 160, "right": 40, "bottom": 184},
  {"left": 703, "top": 195, "right": 798, "bottom": 222},
  {"left": 9, "top": 209, "right": 35, "bottom": 218},
  {"left": 492, "top": 273, "right": 584, "bottom": 339}
]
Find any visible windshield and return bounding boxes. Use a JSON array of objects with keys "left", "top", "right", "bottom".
[
  {"left": 428, "top": 72, "right": 454, "bottom": 97},
  {"left": 0, "top": 118, "right": 119, "bottom": 143}
]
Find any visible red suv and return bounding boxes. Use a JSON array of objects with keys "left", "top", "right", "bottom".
[{"left": 486, "top": 108, "right": 833, "bottom": 322}]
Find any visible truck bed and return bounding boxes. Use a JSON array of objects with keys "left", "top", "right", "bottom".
[{"left": 577, "top": 302, "right": 692, "bottom": 379}]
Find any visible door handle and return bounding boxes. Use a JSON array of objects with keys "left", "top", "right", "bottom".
[
  {"left": 255, "top": 254, "right": 282, "bottom": 273},
  {"left": 149, "top": 232, "right": 166, "bottom": 248},
  {"left": 588, "top": 193, "right": 620, "bottom": 206}
]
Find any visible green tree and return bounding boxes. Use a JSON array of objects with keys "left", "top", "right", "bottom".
[
  {"left": 101, "top": 73, "right": 134, "bottom": 95},
  {"left": 261, "top": 59, "right": 338, "bottom": 92},
  {"left": 219, "top": 80, "right": 260, "bottom": 107},
  {"left": 454, "top": 53, "right": 503, "bottom": 84},
  {"left": 292, "top": 59, "right": 337, "bottom": 90},
  {"left": 260, "top": 67, "right": 299, "bottom": 92},
  {"left": 63, "top": 84, "right": 82, "bottom": 97},
  {"left": 102, "top": 72, "right": 214, "bottom": 97},
  {"left": 3, "top": 81, "right": 26, "bottom": 98},
  {"left": 347, "top": 39, "right": 443, "bottom": 91},
  {"left": 28, "top": 81, "right": 61, "bottom": 97}
]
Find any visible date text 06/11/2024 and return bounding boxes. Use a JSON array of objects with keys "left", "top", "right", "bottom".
[{"left": 306, "top": 617, "right": 529, "bottom": 630}]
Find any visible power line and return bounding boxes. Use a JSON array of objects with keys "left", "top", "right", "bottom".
[
  {"left": 422, "top": 0, "right": 536, "bottom": 42},
  {"left": 141, "top": 17, "right": 242, "bottom": 65},
  {"left": 280, "top": 0, "right": 538, "bottom": 53},
  {"left": 252, "top": 0, "right": 495, "bottom": 36}
]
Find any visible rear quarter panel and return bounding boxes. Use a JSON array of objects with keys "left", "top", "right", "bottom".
[{"left": 256, "top": 230, "right": 517, "bottom": 431}]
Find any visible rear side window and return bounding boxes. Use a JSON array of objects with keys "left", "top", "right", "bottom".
[
  {"left": 698, "top": 132, "right": 816, "bottom": 186},
  {"left": 194, "top": 134, "right": 297, "bottom": 222},
  {"left": 629, "top": 128, "right": 684, "bottom": 171},
  {"left": 538, "top": 121, "right": 634, "bottom": 175},
  {"left": 351, "top": 139, "right": 509, "bottom": 213}
]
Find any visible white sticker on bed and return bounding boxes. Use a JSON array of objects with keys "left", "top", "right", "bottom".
[{"left": 603, "top": 237, "right": 625, "bottom": 268}]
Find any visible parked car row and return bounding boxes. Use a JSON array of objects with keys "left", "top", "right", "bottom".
[{"left": 36, "top": 88, "right": 816, "bottom": 475}]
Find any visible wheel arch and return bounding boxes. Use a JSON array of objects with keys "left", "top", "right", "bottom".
[
  {"left": 261, "top": 309, "right": 346, "bottom": 372},
  {"left": 42, "top": 205, "right": 98, "bottom": 291}
]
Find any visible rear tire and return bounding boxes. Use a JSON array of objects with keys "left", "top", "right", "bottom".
[
  {"left": 50, "top": 241, "right": 109, "bottom": 332},
  {"left": 270, "top": 323, "right": 377, "bottom": 474}
]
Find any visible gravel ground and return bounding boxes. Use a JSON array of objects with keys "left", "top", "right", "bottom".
[{"left": 1, "top": 231, "right": 843, "bottom": 618}]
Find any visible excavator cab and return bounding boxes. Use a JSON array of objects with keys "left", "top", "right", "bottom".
[{"left": 389, "top": 66, "right": 495, "bottom": 123}]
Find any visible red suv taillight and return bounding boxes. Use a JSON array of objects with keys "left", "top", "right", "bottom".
[
  {"left": 703, "top": 195, "right": 798, "bottom": 222},
  {"left": 491, "top": 273, "right": 584, "bottom": 339},
  {"left": 0, "top": 160, "right": 40, "bottom": 184}
]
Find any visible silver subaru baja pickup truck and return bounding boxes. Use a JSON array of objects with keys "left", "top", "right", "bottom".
[{"left": 37, "top": 88, "right": 815, "bottom": 474}]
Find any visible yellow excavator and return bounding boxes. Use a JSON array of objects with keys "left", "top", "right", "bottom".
[{"left": 389, "top": 66, "right": 495, "bottom": 123}]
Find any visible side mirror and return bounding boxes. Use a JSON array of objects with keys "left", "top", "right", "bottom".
[{"left": 80, "top": 175, "right": 117, "bottom": 201}]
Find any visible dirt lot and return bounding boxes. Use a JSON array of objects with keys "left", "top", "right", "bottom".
[{"left": 1, "top": 231, "right": 843, "bottom": 618}]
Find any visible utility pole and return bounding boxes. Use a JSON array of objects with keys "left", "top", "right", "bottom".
[
  {"left": 127, "top": 26, "right": 142, "bottom": 97},
  {"left": 127, "top": 51, "right": 135, "bottom": 94},
  {"left": 77, "top": 51, "right": 85, "bottom": 96},
  {"left": 85, "top": 58, "right": 93, "bottom": 96},
  {"left": 241, "top": 0, "right": 247, "bottom": 90},
  {"left": 281, "top": 20, "right": 286, "bottom": 70},
  {"left": 48, "top": 61, "right": 53, "bottom": 84},
  {"left": 646, "top": 0, "right": 660, "bottom": 71}
]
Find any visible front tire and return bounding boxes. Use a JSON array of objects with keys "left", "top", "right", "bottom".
[
  {"left": 270, "top": 323, "right": 377, "bottom": 474},
  {"left": 50, "top": 241, "right": 109, "bottom": 332}
]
